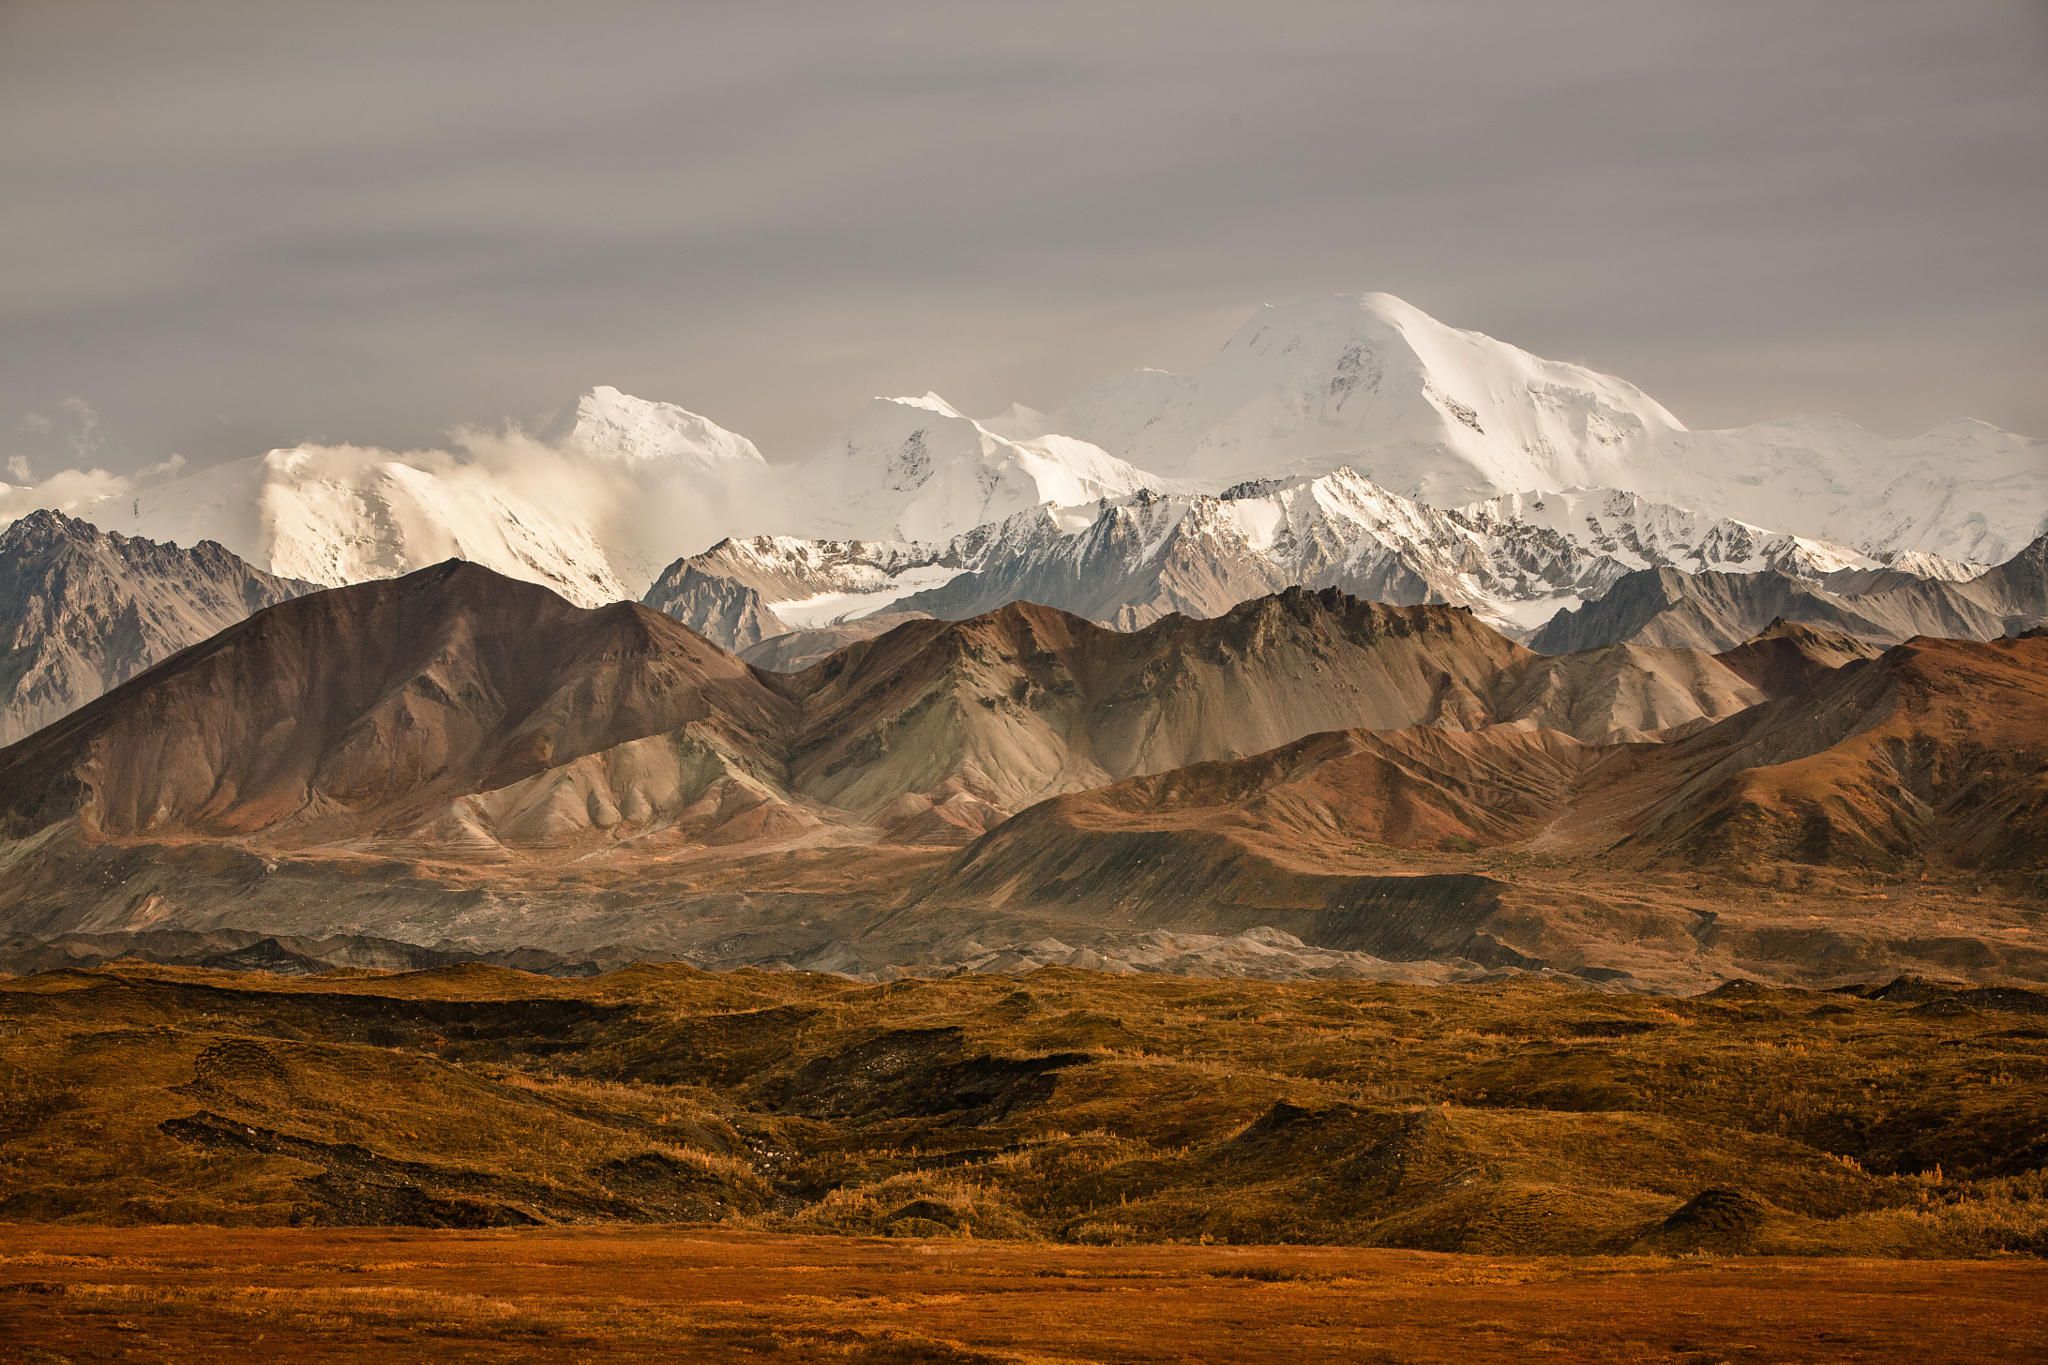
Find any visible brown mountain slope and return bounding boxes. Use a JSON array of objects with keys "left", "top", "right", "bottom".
[
  {"left": 1711, "top": 618, "right": 1884, "bottom": 697},
  {"left": 1, "top": 569, "right": 1760, "bottom": 861},
  {"left": 739, "top": 612, "right": 932, "bottom": 672},
  {"left": 777, "top": 589, "right": 1533, "bottom": 821},
  {"left": 0, "top": 561, "right": 2041, "bottom": 985},
  {"left": 894, "top": 724, "right": 1605, "bottom": 971},
  {"left": 918, "top": 633, "right": 2048, "bottom": 940},
  {"left": 930, "top": 723, "right": 1601, "bottom": 904},
  {"left": 0, "top": 564, "right": 1927, "bottom": 860},
  {"left": 0, "top": 560, "right": 801, "bottom": 850},
  {"left": 1483, "top": 643, "right": 1765, "bottom": 742},
  {"left": 1606, "top": 634, "right": 2048, "bottom": 871},
  {"left": 785, "top": 589, "right": 1796, "bottom": 827},
  {"left": 880, "top": 634, "right": 2047, "bottom": 982}
]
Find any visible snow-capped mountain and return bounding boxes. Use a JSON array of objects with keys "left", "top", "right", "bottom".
[
  {"left": 3, "top": 291, "right": 2039, "bottom": 616},
  {"left": 642, "top": 534, "right": 961, "bottom": 650},
  {"left": 0, "top": 388, "right": 773, "bottom": 607},
  {"left": 1001, "top": 292, "right": 1688, "bottom": 506},
  {"left": 91, "top": 441, "right": 643, "bottom": 605},
  {"left": 566, "top": 384, "right": 770, "bottom": 472},
  {"left": 999, "top": 293, "right": 2047, "bottom": 564},
  {"left": 1646, "top": 418, "right": 2045, "bottom": 566},
  {"left": 1456, "top": 488, "right": 1970, "bottom": 583},
  {"left": 883, "top": 473, "right": 1596, "bottom": 633},
  {"left": 556, "top": 387, "right": 774, "bottom": 591},
  {"left": 0, "top": 388, "right": 1157, "bottom": 605},
  {"left": 644, "top": 467, "right": 1958, "bottom": 652},
  {"left": 785, "top": 393, "right": 1162, "bottom": 543}
]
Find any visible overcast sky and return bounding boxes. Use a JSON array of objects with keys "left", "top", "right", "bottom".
[{"left": 3, "top": 1, "right": 2044, "bottom": 475}]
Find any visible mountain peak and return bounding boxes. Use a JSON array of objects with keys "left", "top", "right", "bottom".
[
  {"left": 1022, "top": 291, "right": 1687, "bottom": 506},
  {"left": 1230, "top": 290, "right": 1425, "bottom": 342},
  {"left": 0, "top": 558, "right": 793, "bottom": 845},
  {"left": 569, "top": 386, "right": 766, "bottom": 469},
  {"left": 875, "top": 391, "right": 966, "bottom": 418},
  {"left": 789, "top": 387, "right": 1155, "bottom": 545},
  {"left": 1707, "top": 615, "right": 1885, "bottom": 694},
  {"left": 0, "top": 512, "right": 316, "bottom": 745},
  {"left": 0, "top": 506, "right": 95, "bottom": 549},
  {"left": 4, "top": 297, "right": 2038, "bottom": 630}
]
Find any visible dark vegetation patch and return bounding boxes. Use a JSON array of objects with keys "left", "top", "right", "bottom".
[{"left": 1636, "top": 1186, "right": 1775, "bottom": 1254}]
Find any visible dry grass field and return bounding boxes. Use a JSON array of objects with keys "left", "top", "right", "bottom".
[
  {"left": 1, "top": 961, "right": 2044, "bottom": 1357},
  {"left": 2, "top": 1225, "right": 2045, "bottom": 1363},
  {"left": 2, "top": 963, "right": 2045, "bottom": 1254}
]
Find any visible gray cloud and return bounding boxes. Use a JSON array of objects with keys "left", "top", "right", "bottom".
[
  {"left": 1, "top": 0, "right": 2043, "bottom": 474},
  {"left": 57, "top": 397, "right": 101, "bottom": 464}
]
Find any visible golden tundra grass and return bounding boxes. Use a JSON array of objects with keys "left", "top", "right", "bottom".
[
  {"left": 2, "top": 1225, "right": 2045, "bottom": 1363},
  {"left": 0, "top": 961, "right": 2041, "bottom": 1258}
]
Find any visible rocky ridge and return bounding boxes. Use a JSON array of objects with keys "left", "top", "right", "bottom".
[{"left": 0, "top": 510, "right": 318, "bottom": 745}]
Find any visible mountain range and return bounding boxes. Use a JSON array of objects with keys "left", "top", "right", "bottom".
[
  {"left": 0, "top": 291, "right": 2042, "bottom": 991},
  {"left": 643, "top": 485, "right": 2045, "bottom": 664},
  {"left": 4, "top": 293, "right": 2040, "bottom": 615},
  {"left": 1530, "top": 534, "right": 2048, "bottom": 653},
  {"left": 0, "top": 561, "right": 2040, "bottom": 990},
  {"left": 7, "top": 289, "right": 2039, "bottom": 737}
]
